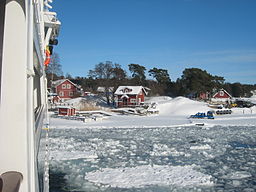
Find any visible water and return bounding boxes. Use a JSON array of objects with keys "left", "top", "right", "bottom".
[{"left": 49, "top": 125, "right": 256, "bottom": 192}]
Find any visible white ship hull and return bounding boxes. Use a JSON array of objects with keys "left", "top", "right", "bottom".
[{"left": 0, "top": 0, "right": 60, "bottom": 191}]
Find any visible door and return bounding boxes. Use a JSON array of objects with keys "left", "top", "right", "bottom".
[{"left": 123, "top": 97, "right": 128, "bottom": 107}]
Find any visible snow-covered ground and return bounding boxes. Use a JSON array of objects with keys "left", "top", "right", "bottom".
[
  {"left": 51, "top": 96, "right": 256, "bottom": 129},
  {"left": 49, "top": 96, "right": 256, "bottom": 192}
]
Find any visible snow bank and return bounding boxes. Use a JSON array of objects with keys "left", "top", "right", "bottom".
[
  {"left": 85, "top": 165, "right": 213, "bottom": 188},
  {"left": 155, "top": 96, "right": 210, "bottom": 116},
  {"left": 64, "top": 96, "right": 109, "bottom": 111},
  {"left": 146, "top": 96, "right": 173, "bottom": 104}
]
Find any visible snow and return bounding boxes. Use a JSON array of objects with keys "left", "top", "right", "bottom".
[
  {"left": 114, "top": 86, "right": 147, "bottom": 95},
  {"left": 85, "top": 165, "right": 213, "bottom": 188},
  {"left": 150, "top": 96, "right": 210, "bottom": 116},
  {"left": 51, "top": 96, "right": 256, "bottom": 129},
  {"left": 63, "top": 96, "right": 110, "bottom": 110},
  {"left": 49, "top": 96, "right": 256, "bottom": 191}
]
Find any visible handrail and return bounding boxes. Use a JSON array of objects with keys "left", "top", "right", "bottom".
[{"left": 0, "top": 171, "right": 23, "bottom": 192}]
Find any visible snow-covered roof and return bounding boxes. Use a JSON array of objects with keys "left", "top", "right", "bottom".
[
  {"left": 114, "top": 86, "right": 148, "bottom": 95},
  {"left": 212, "top": 88, "right": 232, "bottom": 98},
  {"left": 52, "top": 79, "right": 66, "bottom": 87},
  {"left": 52, "top": 79, "right": 81, "bottom": 89}
]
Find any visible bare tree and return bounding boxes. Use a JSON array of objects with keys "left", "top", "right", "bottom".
[
  {"left": 46, "top": 52, "right": 63, "bottom": 81},
  {"left": 89, "top": 61, "right": 115, "bottom": 105}
]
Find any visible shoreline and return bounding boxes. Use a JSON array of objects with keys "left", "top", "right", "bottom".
[{"left": 50, "top": 112, "right": 256, "bottom": 129}]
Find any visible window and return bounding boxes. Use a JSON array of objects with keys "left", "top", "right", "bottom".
[
  {"left": 220, "top": 91, "right": 224, "bottom": 96},
  {"left": 67, "top": 84, "right": 71, "bottom": 89},
  {"left": 69, "top": 91, "right": 73, "bottom": 96},
  {"left": 130, "top": 99, "right": 136, "bottom": 103},
  {"left": 59, "top": 91, "right": 64, "bottom": 96},
  {"left": 62, "top": 84, "right": 66, "bottom": 89}
]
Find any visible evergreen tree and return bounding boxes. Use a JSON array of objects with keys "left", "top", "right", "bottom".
[
  {"left": 148, "top": 67, "right": 171, "bottom": 95},
  {"left": 179, "top": 68, "right": 224, "bottom": 96},
  {"left": 128, "top": 63, "right": 146, "bottom": 85},
  {"left": 148, "top": 67, "right": 171, "bottom": 84}
]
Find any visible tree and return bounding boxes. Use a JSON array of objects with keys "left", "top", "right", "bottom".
[
  {"left": 178, "top": 68, "right": 225, "bottom": 96},
  {"left": 212, "top": 75, "right": 225, "bottom": 86},
  {"left": 46, "top": 52, "right": 63, "bottom": 78},
  {"left": 110, "top": 64, "right": 127, "bottom": 104},
  {"left": 45, "top": 52, "right": 63, "bottom": 88},
  {"left": 65, "top": 73, "right": 72, "bottom": 79},
  {"left": 148, "top": 67, "right": 171, "bottom": 95},
  {"left": 89, "top": 61, "right": 114, "bottom": 80},
  {"left": 112, "top": 63, "right": 127, "bottom": 81},
  {"left": 128, "top": 63, "right": 146, "bottom": 85},
  {"left": 88, "top": 61, "right": 118, "bottom": 105},
  {"left": 231, "top": 83, "right": 243, "bottom": 97},
  {"left": 148, "top": 67, "right": 171, "bottom": 84}
]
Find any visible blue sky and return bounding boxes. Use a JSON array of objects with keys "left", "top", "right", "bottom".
[{"left": 52, "top": 0, "right": 256, "bottom": 84}]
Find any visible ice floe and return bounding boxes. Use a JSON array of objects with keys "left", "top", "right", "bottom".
[{"left": 84, "top": 165, "right": 214, "bottom": 188}]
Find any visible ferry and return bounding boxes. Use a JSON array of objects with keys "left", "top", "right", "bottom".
[{"left": 0, "top": 0, "right": 60, "bottom": 191}]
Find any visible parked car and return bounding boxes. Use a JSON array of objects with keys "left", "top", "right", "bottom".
[{"left": 235, "top": 100, "right": 254, "bottom": 108}]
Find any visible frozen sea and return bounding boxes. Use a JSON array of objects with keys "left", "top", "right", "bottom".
[{"left": 49, "top": 125, "right": 256, "bottom": 192}]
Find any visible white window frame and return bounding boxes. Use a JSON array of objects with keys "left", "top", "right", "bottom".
[
  {"left": 220, "top": 91, "right": 224, "bottom": 96},
  {"left": 62, "top": 84, "right": 66, "bottom": 89},
  {"left": 67, "top": 84, "right": 71, "bottom": 89},
  {"left": 69, "top": 91, "right": 73, "bottom": 96},
  {"left": 59, "top": 91, "right": 64, "bottom": 96}
]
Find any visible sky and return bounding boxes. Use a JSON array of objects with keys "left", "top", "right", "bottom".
[{"left": 51, "top": 0, "right": 256, "bottom": 84}]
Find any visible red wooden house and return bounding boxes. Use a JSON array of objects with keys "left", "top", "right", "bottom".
[
  {"left": 58, "top": 106, "right": 76, "bottom": 116},
  {"left": 199, "top": 92, "right": 210, "bottom": 100},
  {"left": 212, "top": 88, "right": 232, "bottom": 99},
  {"left": 114, "top": 86, "right": 149, "bottom": 108},
  {"left": 211, "top": 88, "right": 232, "bottom": 103},
  {"left": 51, "top": 79, "right": 82, "bottom": 101}
]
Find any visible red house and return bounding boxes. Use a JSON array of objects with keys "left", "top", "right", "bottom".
[
  {"left": 114, "top": 86, "right": 149, "bottom": 108},
  {"left": 52, "top": 79, "right": 82, "bottom": 101},
  {"left": 211, "top": 88, "right": 232, "bottom": 103},
  {"left": 199, "top": 92, "right": 210, "bottom": 100},
  {"left": 212, "top": 88, "right": 232, "bottom": 99},
  {"left": 58, "top": 106, "right": 76, "bottom": 116}
]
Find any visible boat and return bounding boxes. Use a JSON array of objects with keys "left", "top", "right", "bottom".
[{"left": 0, "top": 0, "right": 61, "bottom": 191}]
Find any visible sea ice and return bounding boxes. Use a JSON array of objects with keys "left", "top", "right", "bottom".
[
  {"left": 222, "top": 171, "right": 252, "bottom": 180},
  {"left": 84, "top": 165, "right": 214, "bottom": 188}
]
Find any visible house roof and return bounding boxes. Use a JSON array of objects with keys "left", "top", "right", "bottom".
[
  {"left": 212, "top": 88, "right": 232, "bottom": 98},
  {"left": 114, "top": 86, "right": 148, "bottom": 95},
  {"left": 52, "top": 79, "right": 81, "bottom": 89}
]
